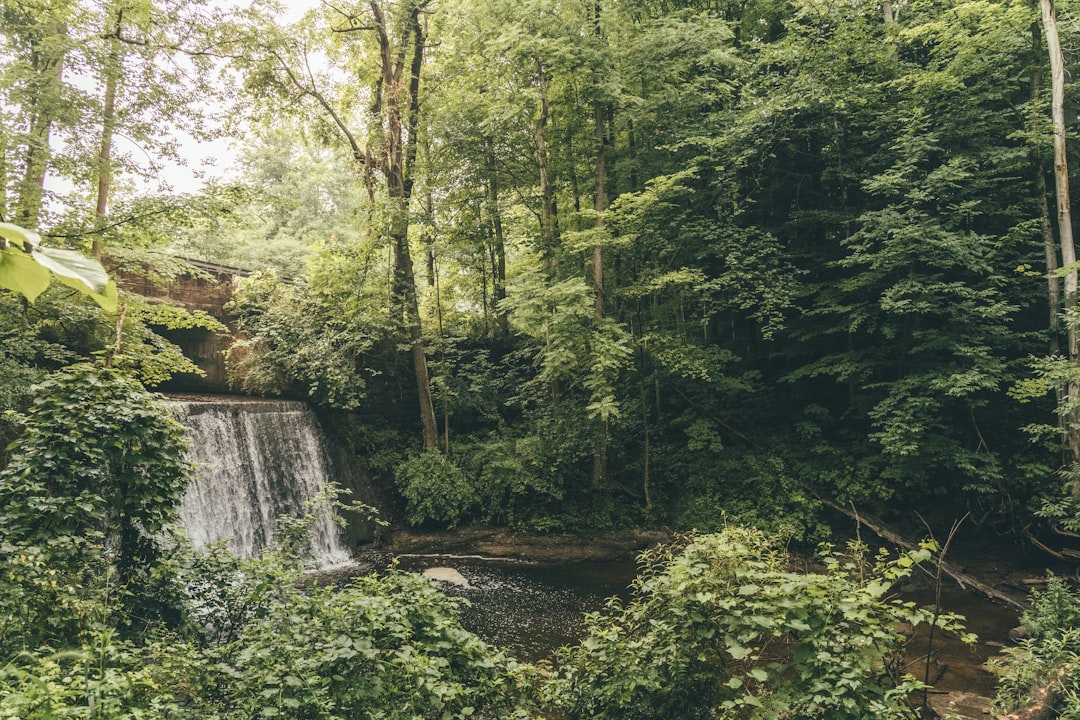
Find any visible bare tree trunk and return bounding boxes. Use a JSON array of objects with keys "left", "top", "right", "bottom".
[
  {"left": 591, "top": 0, "right": 609, "bottom": 487},
  {"left": 638, "top": 334, "right": 652, "bottom": 509},
  {"left": 0, "top": 132, "right": 8, "bottom": 219},
  {"left": 1030, "top": 22, "right": 1066, "bottom": 458},
  {"left": 485, "top": 136, "right": 507, "bottom": 335},
  {"left": 17, "top": 19, "right": 66, "bottom": 229},
  {"left": 94, "top": 19, "right": 122, "bottom": 261},
  {"left": 535, "top": 60, "right": 559, "bottom": 264},
  {"left": 1041, "top": 0, "right": 1080, "bottom": 475},
  {"left": 593, "top": 98, "right": 606, "bottom": 318},
  {"left": 372, "top": 0, "right": 439, "bottom": 450}
]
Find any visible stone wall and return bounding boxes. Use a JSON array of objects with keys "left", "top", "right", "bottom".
[{"left": 114, "top": 258, "right": 248, "bottom": 393}]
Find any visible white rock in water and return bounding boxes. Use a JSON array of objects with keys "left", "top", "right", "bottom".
[{"left": 422, "top": 567, "right": 472, "bottom": 588}]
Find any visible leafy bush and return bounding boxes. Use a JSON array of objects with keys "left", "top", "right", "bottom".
[
  {"left": 213, "top": 570, "right": 533, "bottom": 720},
  {"left": 394, "top": 450, "right": 476, "bottom": 527},
  {"left": 673, "top": 450, "right": 828, "bottom": 543},
  {"left": 991, "top": 576, "right": 1080, "bottom": 717},
  {"left": 541, "top": 527, "right": 969, "bottom": 720},
  {"left": 456, "top": 433, "right": 567, "bottom": 527},
  {"left": 0, "top": 633, "right": 213, "bottom": 720},
  {"left": 0, "top": 363, "right": 192, "bottom": 647}
]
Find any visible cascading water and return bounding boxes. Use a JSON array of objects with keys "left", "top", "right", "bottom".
[{"left": 168, "top": 397, "right": 352, "bottom": 567}]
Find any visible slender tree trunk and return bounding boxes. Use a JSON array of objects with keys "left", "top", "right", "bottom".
[
  {"left": 94, "top": 29, "right": 121, "bottom": 261},
  {"left": 1030, "top": 22, "right": 1066, "bottom": 459},
  {"left": 592, "top": 98, "right": 606, "bottom": 317},
  {"left": 373, "top": 0, "right": 439, "bottom": 450},
  {"left": 95, "top": 67, "right": 118, "bottom": 220},
  {"left": 485, "top": 136, "right": 508, "bottom": 335},
  {"left": 535, "top": 60, "right": 562, "bottom": 401},
  {"left": 637, "top": 332, "right": 652, "bottom": 509},
  {"left": 17, "top": 21, "right": 66, "bottom": 229},
  {"left": 592, "top": 98, "right": 609, "bottom": 486},
  {"left": 0, "top": 131, "right": 8, "bottom": 219},
  {"left": 1031, "top": 24, "right": 1061, "bottom": 352},
  {"left": 535, "top": 60, "right": 559, "bottom": 265},
  {"left": 591, "top": 0, "right": 609, "bottom": 487},
  {"left": 1042, "top": 0, "right": 1080, "bottom": 473}
]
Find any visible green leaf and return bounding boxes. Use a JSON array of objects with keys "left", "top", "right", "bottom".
[
  {"left": 0, "top": 222, "right": 39, "bottom": 250},
  {"left": 748, "top": 667, "right": 769, "bottom": 683},
  {"left": 34, "top": 247, "right": 118, "bottom": 311},
  {"left": 0, "top": 224, "right": 116, "bottom": 309},
  {"left": 0, "top": 246, "right": 51, "bottom": 302},
  {"left": 726, "top": 643, "right": 753, "bottom": 661}
]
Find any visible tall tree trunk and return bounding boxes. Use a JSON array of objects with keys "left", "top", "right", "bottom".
[
  {"left": 422, "top": 189, "right": 436, "bottom": 288},
  {"left": 637, "top": 329, "right": 652, "bottom": 510},
  {"left": 535, "top": 60, "right": 559, "bottom": 265},
  {"left": 485, "top": 136, "right": 507, "bottom": 335},
  {"left": 592, "top": 98, "right": 606, "bottom": 317},
  {"left": 882, "top": 0, "right": 895, "bottom": 24},
  {"left": 17, "top": 19, "right": 66, "bottom": 229},
  {"left": 591, "top": 0, "right": 609, "bottom": 487},
  {"left": 1030, "top": 22, "right": 1065, "bottom": 457},
  {"left": 592, "top": 98, "right": 609, "bottom": 486},
  {"left": 1041, "top": 0, "right": 1080, "bottom": 475},
  {"left": 94, "top": 18, "right": 122, "bottom": 261},
  {"left": 0, "top": 131, "right": 8, "bottom": 219},
  {"left": 373, "top": 0, "right": 439, "bottom": 450}
]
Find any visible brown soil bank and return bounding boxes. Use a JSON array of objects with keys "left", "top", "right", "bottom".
[{"left": 381, "top": 526, "right": 674, "bottom": 562}]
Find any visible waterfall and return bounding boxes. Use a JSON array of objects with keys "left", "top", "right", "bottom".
[{"left": 169, "top": 397, "right": 352, "bottom": 566}]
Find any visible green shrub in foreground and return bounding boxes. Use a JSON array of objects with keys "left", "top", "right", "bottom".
[
  {"left": 991, "top": 575, "right": 1080, "bottom": 718},
  {"left": 541, "top": 527, "right": 972, "bottom": 719}
]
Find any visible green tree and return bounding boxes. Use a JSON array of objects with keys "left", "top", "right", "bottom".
[
  {"left": 0, "top": 363, "right": 191, "bottom": 648},
  {"left": 234, "top": 0, "right": 440, "bottom": 449}
]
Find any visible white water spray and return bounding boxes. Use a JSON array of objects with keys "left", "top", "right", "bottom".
[{"left": 169, "top": 397, "right": 351, "bottom": 567}]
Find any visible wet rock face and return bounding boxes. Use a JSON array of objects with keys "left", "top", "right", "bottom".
[{"left": 422, "top": 567, "right": 472, "bottom": 588}]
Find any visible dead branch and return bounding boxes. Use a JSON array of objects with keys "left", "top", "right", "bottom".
[{"left": 818, "top": 497, "right": 1027, "bottom": 610}]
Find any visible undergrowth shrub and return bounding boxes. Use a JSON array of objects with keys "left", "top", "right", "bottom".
[
  {"left": 541, "top": 527, "right": 971, "bottom": 719},
  {"left": 991, "top": 575, "right": 1080, "bottom": 717},
  {"left": 394, "top": 450, "right": 475, "bottom": 527}
]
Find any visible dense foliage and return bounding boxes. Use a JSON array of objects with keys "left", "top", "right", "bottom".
[
  {"left": 0, "top": 363, "right": 192, "bottom": 648},
  {"left": 147, "top": 0, "right": 1072, "bottom": 540},
  {"left": 991, "top": 576, "right": 1080, "bottom": 717},
  {"left": 6, "top": 0, "right": 1080, "bottom": 539},
  {"left": 6, "top": 0, "right": 1080, "bottom": 713},
  {"left": 0, "top": 387, "right": 973, "bottom": 719},
  {"left": 542, "top": 530, "right": 971, "bottom": 719}
]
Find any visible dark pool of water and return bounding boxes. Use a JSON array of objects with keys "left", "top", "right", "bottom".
[
  {"left": 388, "top": 554, "right": 638, "bottom": 661},
  {"left": 901, "top": 586, "right": 1020, "bottom": 697}
]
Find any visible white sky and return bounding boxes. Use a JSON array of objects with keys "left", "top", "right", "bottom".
[
  {"left": 155, "top": 0, "right": 320, "bottom": 193},
  {"left": 46, "top": 0, "right": 320, "bottom": 207}
]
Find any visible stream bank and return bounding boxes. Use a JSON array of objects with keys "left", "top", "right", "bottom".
[{"left": 349, "top": 524, "right": 1041, "bottom": 718}]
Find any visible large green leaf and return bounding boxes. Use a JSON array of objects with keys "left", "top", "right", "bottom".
[
  {"left": 0, "top": 223, "right": 117, "bottom": 311},
  {"left": 0, "top": 246, "right": 50, "bottom": 302},
  {"left": 34, "top": 247, "right": 118, "bottom": 311},
  {"left": 33, "top": 247, "right": 109, "bottom": 291},
  {"left": 0, "top": 222, "right": 41, "bottom": 251}
]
